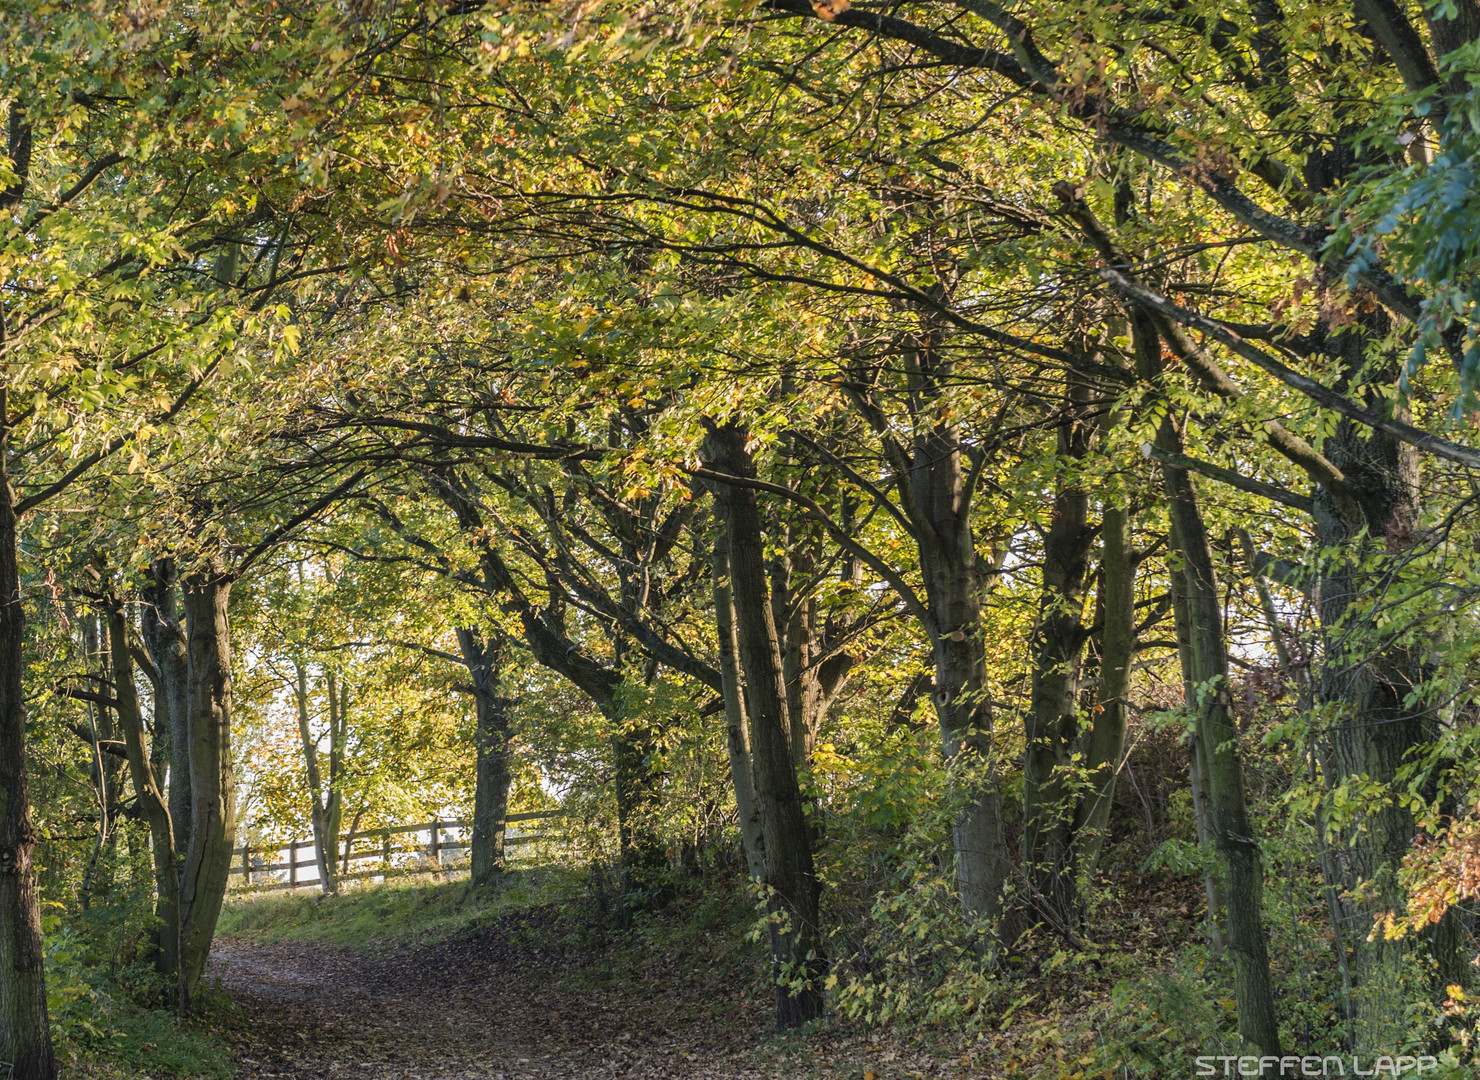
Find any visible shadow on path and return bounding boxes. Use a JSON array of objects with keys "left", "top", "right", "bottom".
[{"left": 209, "top": 906, "right": 788, "bottom": 1079}]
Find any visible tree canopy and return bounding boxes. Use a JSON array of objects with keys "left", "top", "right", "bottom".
[{"left": 6, "top": 0, "right": 1480, "bottom": 1076}]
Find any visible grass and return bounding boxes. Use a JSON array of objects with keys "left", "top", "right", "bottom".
[
  {"left": 56, "top": 983, "right": 237, "bottom": 1080},
  {"left": 67, "top": 1008, "right": 235, "bottom": 1080},
  {"left": 216, "top": 864, "right": 587, "bottom": 950}
]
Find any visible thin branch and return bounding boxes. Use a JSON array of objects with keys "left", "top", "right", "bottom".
[
  {"left": 15, "top": 353, "right": 226, "bottom": 515},
  {"left": 235, "top": 469, "right": 367, "bottom": 575}
]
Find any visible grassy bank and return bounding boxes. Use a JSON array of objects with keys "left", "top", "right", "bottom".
[
  {"left": 63, "top": 1000, "right": 235, "bottom": 1080},
  {"left": 215, "top": 865, "right": 588, "bottom": 950},
  {"left": 46, "top": 940, "right": 235, "bottom": 1080}
]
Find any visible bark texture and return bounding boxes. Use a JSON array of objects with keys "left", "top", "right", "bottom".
[
  {"left": 1021, "top": 379, "right": 1096, "bottom": 933},
  {"left": 712, "top": 517, "right": 767, "bottom": 882},
  {"left": 908, "top": 421, "right": 1013, "bottom": 930},
  {"left": 178, "top": 565, "right": 236, "bottom": 1002},
  {"left": 705, "top": 421, "right": 824, "bottom": 1030},
  {"left": 765, "top": 500, "right": 859, "bottom": 771},
  {"left": 1067, "top": 494, "right": 1134, "bottom": 892},
  {"left": 1163, "top": 445, "right": 1282, "bottom": 1061},
  {"left": 1313, "top": 414, "right": 1446, "bottom": 1044},
  {"left": 106, "top": 597, "right": 181, "bottom": 994},
  {"left": 142, "top": 559, "right": 191, "bottom": 856},
  {"left": 1170, "top": 553, "right": 1228, "bottom": 953},
  {"left": 457, "top": 628, "right": 513, "bottom": 888},
  {"left": 0, "top": 397, "right": 57, "bottom": 1079}
]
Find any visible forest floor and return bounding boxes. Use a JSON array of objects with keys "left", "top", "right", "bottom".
[
  {"left": 208, "top": 889, "right": 969, "bottom": 1080},
  {"left": 204, "top": 867, "right": 1212, "bottom": 1080}
]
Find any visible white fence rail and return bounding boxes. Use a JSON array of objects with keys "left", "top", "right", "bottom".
[{"left": 229, "top": 811, "right": 560, "bottom": 891}]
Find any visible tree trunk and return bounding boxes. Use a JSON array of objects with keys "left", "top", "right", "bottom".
[
  {"left": 1069, "top": 494, "right": 1134, "bottom": 891},
  {"left": 177, "top": 564, "right": 235, "bottom": 1003},
  {"left": 293, "top": 662, "right": 336, "bottom": 896},
  {"left": 841, "top": 312, "right": 1015, "bottom": 931},
  {"left": 1163, "top": 448, "right": 1282, "bottom": 1061},
  {"left": 79, "top": 614, "right": 126, "bottom": 909},
  {"left": 610, "top": 698, "right": 666, "bottom": 907},
  {"left": 323, "top": 672, "right": 345, "bottom": 890},
  {"left": 768, "top": 516, "right": 827, "bottom": 770},
  {"left": 106, "top": 596, "right": 181, "bottom": 996},
  {"left": 705, "top": 421, "right": 824, "bottom": 1030},
  {"left": 1021, "top": 382, "right": 1095, "bottom": 935},
  {"left": 1313, "top": 444, "right": 1437, "bottom": 1045},
  {"left": 1308, "top": 326, "right": 1467, "bottom": 1044},
  {"left": 142, "top": 559, "right": 191, "bottom": 858},
  {"left": 712, "top": 515, "right": 768, "bottom": 882},
  {"left": 457, "top": 629, "right": 513, "bottom": 888},
  {"left": 0, "top": 394, "right": 58, "bottom": 1079},
  {"left": 908, "top": 426, "right": 1015, "bottom": 933},
  {"left": 340, "top": 802, "right": 366, "bottom": 879},
  {"left": 1167, "top": 554, "right": 1228, "bottom": 952},
  {"left": 429, "top": 475, "right": 663, "bottom": 907}
]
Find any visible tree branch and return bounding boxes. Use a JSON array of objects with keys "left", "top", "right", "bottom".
[
  {"left": 1101, "top": 270, "right": 1480, "bottom": 471},
  {"left": 1143, "top": 446, "right": 1314, "bottom": 513}
]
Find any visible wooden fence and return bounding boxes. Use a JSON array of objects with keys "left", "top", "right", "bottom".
[{"left": 228, "top": 811, "right": 560, "bottom": 891}]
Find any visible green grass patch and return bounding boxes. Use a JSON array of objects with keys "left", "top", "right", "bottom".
[
  {"left": 57, "top": 986, "right": 236, "bottom": 1080},
  {"left": 217, "top": 866, "right": 586, "bottom": 950},
  {"left": 70, "top": 1006, "right": 234, "bottom": 1080},
  {"left": 44, "top": 914, "right": 235, "bottom": 1080}
]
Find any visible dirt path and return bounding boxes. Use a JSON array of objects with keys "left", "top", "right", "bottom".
[{"left": 209, "top": 907, "right": 851, "bottom": 1080}]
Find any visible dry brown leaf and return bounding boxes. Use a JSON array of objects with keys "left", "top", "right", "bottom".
[{"left": 811, "top": 0, "right": 850, "bottom": 20}]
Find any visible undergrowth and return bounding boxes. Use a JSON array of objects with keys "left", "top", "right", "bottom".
[
  {"left": 44, "top": 911, "right": 235, "bottom": 1079},
  {"left": 556, "top": 866, "right": 766, "bottom": 998}
]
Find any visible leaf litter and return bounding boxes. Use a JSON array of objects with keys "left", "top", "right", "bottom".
[{"left": 210, "top": 900, "right": 960, "bottom": 1079}]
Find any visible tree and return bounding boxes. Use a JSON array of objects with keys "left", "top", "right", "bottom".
[{"left": 704, "top": 420, "right": 826, "bottom": 1028}]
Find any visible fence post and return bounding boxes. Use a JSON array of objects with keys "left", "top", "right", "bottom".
[
  {"left": 289, "top": 842, "right": 297, "bottom": 889},
  {"left": 242, "top": 845, "right": 252, "bottom": 888},
  {"left": 430, "top": 818, "right": 440, "bottom": 865},
  {"left": 382, "top": 828, "right": 391, "bottom": 867}
]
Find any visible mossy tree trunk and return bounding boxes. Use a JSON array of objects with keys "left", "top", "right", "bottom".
[
  {"left": 1066, "top": 492, "right": 1135, "bottom": 899},
  {"left": 105, "top": 595, "right": 182, "bottom": 997},
  {"left": 1021, "top": 375, "right": 1096, "bottom": 935},
  {"left": 711, "top": 517, "right": 768, "bottom": 883},
  {"left": 1160, "top": 430, "right": 1282, "bottom": 1062},
  {"left": 141, "top": 559, "right": 191, "bottom": 859}
]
